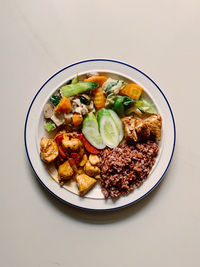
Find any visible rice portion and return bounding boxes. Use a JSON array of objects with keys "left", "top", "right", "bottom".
[{"left": 98, "top": 140, "right": 159, "bottom": 198}]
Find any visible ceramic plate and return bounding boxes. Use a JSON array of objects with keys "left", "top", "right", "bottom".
[{"left": 24, "top": 59, "right": 176, "bottom": 210}]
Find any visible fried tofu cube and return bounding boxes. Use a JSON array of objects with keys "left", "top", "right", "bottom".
[
  {"left": 58, "top": 160, "right": 74, "bottom": 181},
  {"left": 76, "top": 174, "right": 97, "bottom": 196}
]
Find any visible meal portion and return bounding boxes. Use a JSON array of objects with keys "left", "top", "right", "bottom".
[{"left": 40, "top": 72, "right": 162, "bottom": 198}]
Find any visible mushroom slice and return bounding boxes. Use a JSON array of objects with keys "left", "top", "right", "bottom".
[
  {"left": 43, "top": 103, "right": 54, "bottom": 119},
  {"left": 51, "top": 112, "right": 65, "bottom": 126},
  {"left": 145, "top": 114, "right": 162, "bottom": 141},
  {"left": 76, "top": 174, "right": 97, "bottom": 196}
]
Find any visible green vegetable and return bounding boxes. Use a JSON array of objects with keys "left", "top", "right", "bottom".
[
  {"left": 108, "top": 109, "right": 124, "bottom": 142},
  {"left": 105, "top": 93, "right": 116, "bottom": 108},
  {"left": 134, "top": 98, "right": 157, "bottom": 114},
  {"left": 82, "top": 113, "right": 105, "bottom": 149},
  {"left": 66, "top": 80, "right": 72, "bottom": 85},
  {"left": 97, "top": 108, "right": 120, "bottom": 148},
  {"left": 111, "top": 96, "right": 135, "bottom": 117},
  {"left": 105, "top": 81, "right": 119, "bottom": 93},
  {"left": 61, "top": 82, "right": 98, "bottom": 98},
  {"left": 80, "top": 96, "right": 90, "bottom": 105},
  {"left": 50, "top": 94, "right": 61, "bottom": 107},
  {"left": 44, "top": 121, "right": 56, "bottom": 132},
  {"left": 138, "top": 107, "right": 145, "bottom": 114},
  {"left": 72, "top": 74, "right": 79, "bottom": 84}
]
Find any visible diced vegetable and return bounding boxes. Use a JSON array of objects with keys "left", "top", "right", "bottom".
[
  {"left": 44, "top": 121, "right": 56, "bottom": 132},
  {"left": 84, "top": 76, "right": 108, "bottom": 87},
  {"left": 61, "top": 82, "right": 98, "bottom": 98},
  {"left": 94, "top": 88, "right": 105, "bottom": 110},
  {"left": 120, "top": 83, "right": 143, "bottom": 100},
  {"left": 111, "top": 96, "right": 135, "bottom": 117},
  {"left": 50, "top": 94, "right": 61, "bottom": 107},
  {"left": 82, "top": 113, "right": 106, "bottom": 149},
  {"left": 54, "top": 97, "right": 72, "bottom": 113},
  {"left": 108, "top": 109, "right": 124, "bottom": 142},
  {"left": 72, "top": 74, "right": 79, "bottom": 84},
  {"left": 72, "top": 113, "right": 83, "bottom": 126},
  {"left": 80, "top": 96, "right": 90, "bottom": 105},
  {"left": 97, "top": 108, "right": 120, "bottom": 148}
]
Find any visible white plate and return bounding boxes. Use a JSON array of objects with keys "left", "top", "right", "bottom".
[{"left": 24, "top": 59, "right": 176, "bottom": 210}]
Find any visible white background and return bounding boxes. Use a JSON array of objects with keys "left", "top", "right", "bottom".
[{"left": 0, "top": 0, "right": 199, "bottom": 266}]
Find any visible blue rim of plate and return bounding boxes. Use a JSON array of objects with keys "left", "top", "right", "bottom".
[{"left": 24, "top": 59, "right": 176, "bottom": 211}]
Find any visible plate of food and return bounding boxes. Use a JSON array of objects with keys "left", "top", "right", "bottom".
[{"left": 24, "top": 59, "right": 176, "bottom": 210}]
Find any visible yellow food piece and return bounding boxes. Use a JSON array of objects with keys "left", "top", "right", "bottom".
[
  {"left": 58, "top": 160, "right": 74, "bottom": 181},
  {"left": 54, "top": 97, "right": 72, "bottom": 113},
  {"left": 62, "top": 138, "right": 83, "bottom": 151},
  {"left": 120, "top": 83, "right": 143, "bottom": 100},
  {"left": 79, "top": 154, "right": 88, "bottom": 167},
  {"left": 77, "top": 168, "right": 84, "bottom": 175},
  {"left": 76, "top": 174, "right": 97, "bottom": 196},
  {"left": 84, "top": 160, "right": 100, "bottom": 177},
  {"left": 72, "top": 113, "right": 83, "bottom": 126},
  {"left": 84, "top": 76, "right": 108, "bottom": 87},
  {"left": 89, "top": 154, "right": 100, "bottom": 165},
  {"left": 40, "top": 137, "right": 58, "bottom": 163},
  {"left": 94, "top": 88, "right": 105, "bottom": 110}
]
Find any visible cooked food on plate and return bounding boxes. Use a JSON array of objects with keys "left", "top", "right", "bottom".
[{"left": 40, "top": 73, "right": 162, "bottom": 198}]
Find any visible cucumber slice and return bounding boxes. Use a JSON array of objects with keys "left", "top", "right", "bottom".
[
  {"left": 61, "top": 81, "right": 98, "bottom": 98},
  {"left": 82, "top": 113, "right": 105, "bottom": 149},
  {"left": 82, "top": 126, "right": 106, "bottom": 149},
  {"left": 97, "top": 109, "right": 120, "bottom": 148},
  {"left": 99, "top": 116, "right": 119, "bottom": 148},
  {"left": 108, "top": 109, "right": 124, "bottom": 142}
]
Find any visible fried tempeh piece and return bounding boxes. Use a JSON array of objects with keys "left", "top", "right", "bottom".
[{"left": 145, "top": 114, "right": 162, "bottom": 141}]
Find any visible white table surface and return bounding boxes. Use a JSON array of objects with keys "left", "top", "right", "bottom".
[{"left": 1, "top": 0, "right": 200, "bottom": 266}]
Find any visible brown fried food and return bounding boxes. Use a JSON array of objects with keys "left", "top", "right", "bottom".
[
  {"left": 58, "top": 160, "right": 74, "bottom": 181},
  {"left": 145, "top": 113, "right": 162, "bottom": 141},
  {"left": 89, "top": 154, "right": 100, "bottom": 165},
  {"left": 122, "top": 116, "right": 138, "bottom": 142},
  {"left": 62, "top": 137, "right": 83, "bottom": 151},
  {"left": 79, "top": 154, "right": 88, "bottom": 167},
  {"left": 40, "top": 137, "right": 59, "bottom": 163},
  {"left": 84, "top": 160, "right": 100, "bottom": 177},
  {"left": 135, "top": 118, "right": 151, "bottom": 140},
  {"left": 76, "top": 174, "right": 97, "bottom": 196}
]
